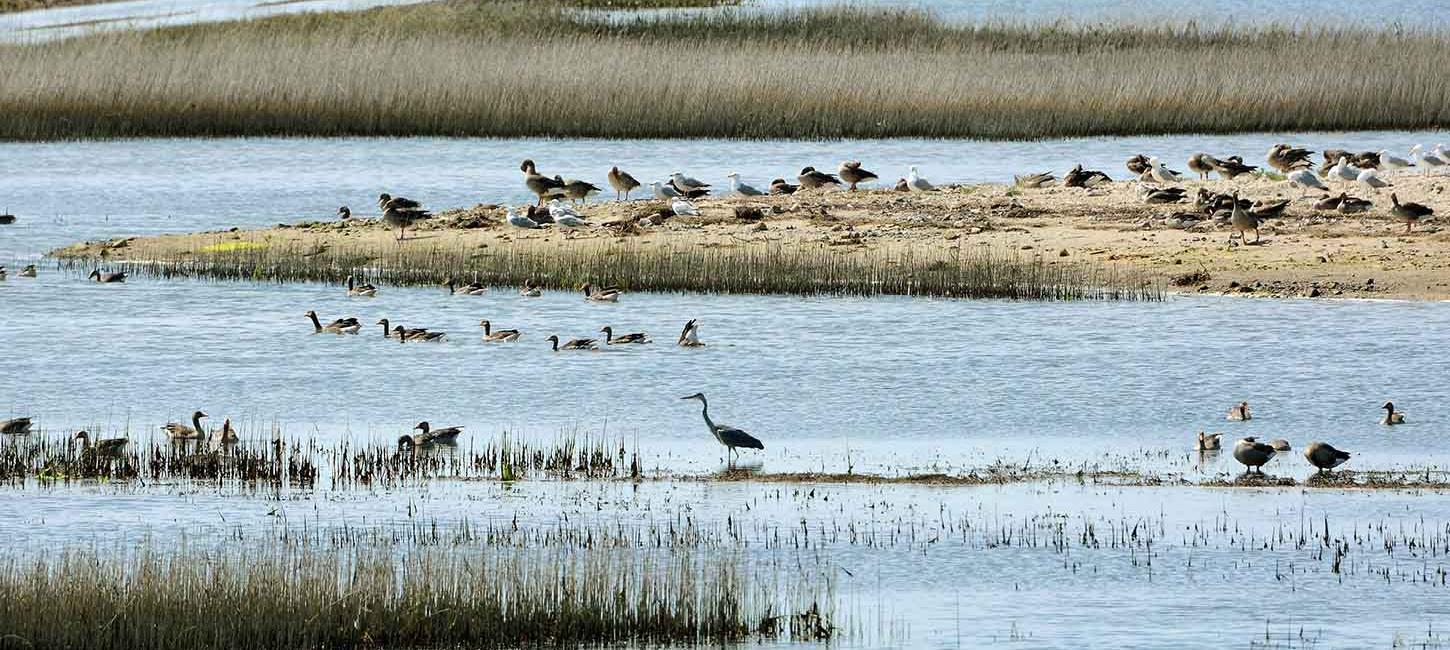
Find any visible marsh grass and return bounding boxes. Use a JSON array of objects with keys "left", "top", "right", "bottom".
[
  {"left": 1, "top": 2, "right": 1447, "bottom": 139},
  {"left": 0, "top": 542, "right": 834, "bottom": 649},
  {"left": 75, "top": 239, "right": 1163, "bottom": 300}
]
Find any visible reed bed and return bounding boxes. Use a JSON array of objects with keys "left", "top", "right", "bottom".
[
  {"left": 1, "top": 2, "right": 1447, "bottom": 139},
  {"left": 0, "top": 541, "right": 834, "bottom": 648},
  {"left": 0, "top": 0, "right": 110, "bottom": 11},
  {"left": 78, "top": 239, "right": 1162, "bottom": 300}
]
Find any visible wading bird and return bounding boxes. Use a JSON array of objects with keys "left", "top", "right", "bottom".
[{"left": 680, "top": 392, "right": 763, "bottom": 462}]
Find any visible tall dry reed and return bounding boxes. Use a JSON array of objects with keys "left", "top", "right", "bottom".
[{"left": 0, "top": 2, "right": 1446, "bottom": 139}]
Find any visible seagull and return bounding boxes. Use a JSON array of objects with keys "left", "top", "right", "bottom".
[
  {"left": 1377, "top": 149, "right": 1413, "bottom": 171},
  {"left": 548, "top": 199, "right": 581, "bottom": 220},
  {"left": 554, "top": 213, "right": 589, "bottom": 229},
  {"left": 651, "top": 181, "right": 682, "bottom": 200},
  {"left": 671, "top": 172, "right": 711, "bottom": 193},
  {"left": 1286, "top": 169, "right": 1327, "bottom": 195},
  {"left": 726, "top": 172, "right": 764, "bottom": 196},
  {"left": 671, "top": 198, "right": 700, "bottom": 216},
  {"left": 1412, "top": 145, "right": 1447, "bottom": 175},
  {"left": 1357, "top": 168, "right": 1391, "bottom": 192},
  {"left": 907, "top": 165, "right": 935, "bottom": 192},
  {"left": 1148, "top": 157, "right": 1183, "bottom": 184},
  {"left": 1329, "top": 156, "right": 1360, "bottom": 183},
  {"left": 506, "top": 208, "right": 541, "bottom": 229}
]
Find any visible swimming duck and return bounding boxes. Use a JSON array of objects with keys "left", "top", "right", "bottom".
[
  {"left": 727, "top": 172, "right": 764, "bottom": 196},
  {"left": 1227, "top": 401, "right": 1252, "bottom": 421},
  {"left": 1187, "top": 153, "right": 1218, "bottom": 180},
  {"left": 393, "top": 325, "right": 445, "bottom": 342},
  {"left": 413, "top": 421, "right": 463, "bottom": 444},
  {"left": 906, "top": 166, "right": 935, "bottom": 192},
  {"left": 1303, "top": 442, "right": 1351, "bottom": 473},
  {"left": 88, "top": 269, "right": 127, "bottom": 283},
  {"left": 306, "top": 311, "right": 360, "bottom": 334},
  {"left": 769, "top": 178, "right": 799, "bottom": 195},
  {"left": 520, "top": 281, "right": 543, "bottom": 297},
  {"left": 19, "top": 264, "right": 36, "bottom": 278},
  {"left": 521, "top": 160, "right": 566, "bottom": 205},
  {"left": 1381, "top": 401, "right": 1405, "bottom": 425},
  {"left": 1267, "top": 144, "right": 1314, "bottom": 173},
  {"left": 1338, "top": 195, "right": 1373, "bottom": 214},
  {"left": 547, "top": 335, "right": 598, "bottom": 351},
  {"left": 74, "top": 430, "right": 128, "bottom": 455},
  {"left": 507, "top": 207, "right": 542, "bottom": 229},
  {"left": 1229, "top": 194, "right": 1260, "bottom": 244},
  {"left": 671, "top": 198, "right": 700, "bottom": 216},
  {"left": 378, "top": 193, "right": 431, "bottom": 241},
  {"left": 479, "top": 319, "right": 522, "bottom": 342},
  {"left": 608, "top": 166, "right": 641, "bottom": 201},
  {"left": 0, "top": 266, "right": 6, "bottom": 281},
  {"left": 582, "top": 283, "right": 622, "bottom": 302},
  {"left": 162, "top": 411, "right": 208, "bottom": 441},
  {"left": 1125, "top": 155, "right": 1151, "bottom": 176},
  {"left": 600, "top": 326, "right": 651, "bottom": 344},
  {"left": 1013, "top": 172, "right": 1056, "bottom": 188},
  {"left": 678, "top": 319, "right": 705, "bottom": 347},
  {"left": 1313, "top": 193, "right": 1346, "bottom": 211},
  {"left": 0, "top": 418, "right": 32, "bottom": 435},
  {"left": 798, "top": 166, "right": 842, "bottom": 190},
  {"left": 1389, "top": 193, "right": 1433, "bottom": 232},
  {"left": 346, "top": 274, "right": 377, "bottom": 297},
  {"left": 837, "top": 161, "right": 878, "bottom": 191},
  {"left": 1209, "top": 155, "right": 1258, "bottom": 179},
  {"left": 445, "top": 279, "right": 488, "bottom": 296},
  {"left": 561, "top": 178, "right": 602, "bottom": 204},
  {"left": 1195, "top": 431, "right": 1223, "bottom": 451},
  {"left": 1233, "top": 437, "right": 1277, "bottom": 472}
]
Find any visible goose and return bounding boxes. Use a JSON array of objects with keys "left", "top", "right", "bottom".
[
  {"left": 0, "top": 266, "right": 6, "bottom": 281},
  {"left": 88, "top": 269, "right": 126, "bottom": 283},
  {"left": 337, "top": 206, "right": 352, "bottom": 220},
  {"left": 680, "top": 392, "right": 764, "bottom": 462},
  {"left": 561, "top": 178, "right": 601, "bottom": 205},
  {"left": 378, "top": 193, "right": 430, "bottom": 241},
  {"left": 1303, "top": 441, "right": 1351, "bottom": 473},
  {"left": 894, "top": 178, "right": 909, "bottom": 191},
  {"left": 162, "top": 411, "right": 208, "bottom": 441},
  {"left": 1381, "top": 401, "right": 1406, "bottom": 425},
  {"left": 600, "top": 326, "right": 651, "bottom": 344},
  {"left": 521, "top": 159, "right": 566, "bottom": 204},
  {"left": 1195, "top": 431, "right": 1223, "bottom": 451},
  {"left": 479, "top": 319, "right": 522, "bottom": 342},
  {"left": 393, "top": 325, "right": 445, "bottom": 342},
  {"left": 906, "top": 165, "right": 935, "bottom": 192},
  {"left": 1353, "top": 151, "right": 1382, "bottom": 169},
  {"left": 678, "top": 319, "right": 705, "bottom": 347},
  {"left": 1063, "top": 164, "right": 1111, "bottom": 188},
  {"left": 346, "top": 275, "right": 377, "bottom": 297},
  {"left": 769, "top": 178, "right": 799, "bottom": 195},
  {"left": 1338, "top": 195, "right": 1373, "bottom": 214},
  {"left": 670, "top": 172, "right": 711, "bottom": 194},
  {"left": 1140, "top": 187, "right": 1185, "bottom": 204},
  {"left": 1209, "top": 155, "right": 1258, "bottom": 179},
  {"left": 1125, "top": 154, "right": 1152, "bottom": 176},
  {"left": 74, "top": 430, "right": 128, "bottom": 455},
  {"left": 1013, "top": 172, "right": 1055, "bottom": 188},
  {"left": 837, "top": 161, "right": 878, "bottom": 191},
  {"left": 507, "top": 207, "right": 542, "bottom": 229},
  {"left": 1314, "top": 193, "right": 1346, "bottom": 211},
  {"left": 1411, "top": 145, "right": 1446, "bottom": 175},
  {"left": 726, "top": 172, "right": 764, "bottom": 196},
  {"left": 547, "top": 334, "right": 597, "bottom": 351},
  {"left": 1227, "top": 401, "right": 1252, "bottom": 421},
  {"left": 1377, "top": 149, "right": 1413, "bottom": 171},
  {"left": 377, "top": 319, "right": 428, "bottom": 339},
  {"left": 1329, "top": 156, "right": 1360, "bottom": 183},
  {"left": 671, "top": 198, "right": 700, "bottom": 216},
  {"left": 1249, "top": 199, "right": 1290, "bottom": 219},
  {"left": 1267, "top": 144, "right": 1313, "bottom": 173},
  {"left": 1229, "top": 194, "right": 1260, "bottom": 244},
  {"left": 306, "top": 311, "right": 360, "bottom": 334},
  {"left": 1356, "top": 169, "right": 1391, "bottom": 192},
  {"left": 1149, "top": 157, "right": 1183, "bottom": 184},
  {"left": 0, "top": 417, "right": 32, "bottom": 435},
  {"left": 1267, "top": 439, "right": 1292, "bottom": 452},
  {"left": 1390, "top": 193, "right": 1434, "bottom": 232},
  {"left": 608, "top": 166, "right": 641, "bottom": 201},
  {"left": 413, "top": 421, "right": 463, "bottom": 444},
  {"left": 19, "top": 264, "right": 36, "bottom": 278},
  {"left": 1320, "top": 149, "right": 1349, "bottom": 175},
  {"left": 519, "top": 281, "right": 543, "bottom": 297},
  {"left": 1233, "top": 437, "right": 1277, "bottom": 473},
  {"left": 797, "top": 166, "right": 841, "bottom": 190},
  {"left": 445, "top": 279, "right": 488, "bottom": 295},
  {"left": 1187, "top": 153, "right": 1218, "bottom": 180},
  {"left": 582, "top": 283, "right": 622, "bottom": 302},
  {"left": 651, "top": 181, "right": 683, "bottom": 200},
  {"left": 214, "top": 418, "right": 238, "bottom": 444},
  {"left": 1286, "top": 169, "right": 1328, "bottom": 195}
]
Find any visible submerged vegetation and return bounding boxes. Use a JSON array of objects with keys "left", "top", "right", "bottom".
[{"left": 1, "top": 1, "right": 1447, "bottom": 139}]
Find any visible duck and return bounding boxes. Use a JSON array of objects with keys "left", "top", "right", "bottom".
[
  {"left": 797, "top": 166, "right": 842, "bottom": 190},
  {"left": 906, "top": 165, "right": 935, "bottom": 192},
  {"left": 1303, "top": 442, "right": 1351, "bottom": 473},
  {"left": 671, "top": 198, "right": 701, "bottom": 216},
  {"left": 561, "top": 178, "right": 601, "bottom": 205},
  {"left": 838, "top": 161, "right": 878, "bottom": 191},
  {"left": 519, "top": 281, "right": 543, "bottom": 297},
  {"left": 1063, "top": 164, "right": 1111, "bottom": 188},
  {"left": 769, "top": 178, "right": 799, "bottom": 195},
  {"left": 162, "top": 411, "right": 208, "bottom": 441},
  {"left": 305, "top": 311, "right": 360, "bottom": 334},
  {"left": 1286, "top": 169, "right": 1327, "bottom": 195},
  {"left": 413, "top": 421, "right": 463, "bottom": 444},
  {"left": 377, "top": 319, "right": 428, "bottom": 339},
  {"left": 1249, "top": 199, "right": 1290, "bottom": 219},
  {"left": 445, "top": 279, "right": 488, "bottom": 295},
  {"left": 1338, "top": 195, "right": 1373, "bottom": 214},
  {"left": 479, "top": 319, "right": 521, "bottom": 342},
  {"left": 651, "top": 181, "right": 683, "bottom": 200},
  {"left": 19, "top": 264, "right": 36, "bottom": 278},
  {"left": 1228, "top": 194, "right": 1260, "bottom": 244},
  {"left": 582, "top": 283, "right": 622, "bottom": 302},
  {"left": 1209, "top": 155, "right": 1258, "bottom": 179},
  {"left": 74, "top": 430, "right": 128, "bottom": 455},
  {"left": 346, "top": 274, "right": 377, "bottom": 297},
  {"left": 1187, "top": 153, "right": 1218, "bottom": 180},
  {"left": 1267, "top": 144, "right": 1314, "bottom": 173},
  {"left": 678, "top": 319, "right": 705, "bottom": 347},
  {"left": 727, "top": 172, "right": 765, "bottom": 196},
  {"left": 521, "top": 159, "right": 566, "bottom": 205},
  {"left": 0, "top": 266, "right": 6, "bottom": 281},
  {"left": 670, "top": 172, "right": 711, "bottom": 194},
  {"left": 1389, "top": 193, "right": 1433, "bottom": 232},
  {"left": 1125, "top": 154, "right": 1152, "bottom": 176},
  {"left": 88, "top": 269, "right": 127, "bottom": 283},
  {"left": 393, "top": 325, "right": 445, "bottom": 342},
  {"left": 337, "top": 206, "right": 353, "bottom": 220},
  {"left": 507, "top": 207, "right": 542, "bottom": 229},
  {"left": 378, "top": 193, "right": 431, "bottom": 241},
  {"left": 1013, "top": 172, "right": 1055, "bottom": 188},
  {"left": 600, "top": 326, "right": 651, "bottom": 344},
  {"left": 0, "top": 417, "right": 32, "bottom": 435},
  {"left": 1195, "top": 431, "right": 1223, "bottom": 451},
  {"left": 1357, "top": 169, "right": 1391, "bottom": 192},
  {"left": 1233, "top": 437, "right": 1278, "bottom": 473},
  {"left": 608, "top": 166, "right": 641, "bottom": 201},
  {"left": 1227, "top": 401, "right": 1252, "bottom": 421},
  {"left": 546, "top": 334, "right": 598, "bottom": 351},
  {"left": 1381, "top": 401, "right": 1405, "bottom": 425},
  {"left": 1314, "top": 193, "right": 1346, "bottom": 211}
]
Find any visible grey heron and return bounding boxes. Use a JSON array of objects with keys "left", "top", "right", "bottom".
[{"left": 681, "top": 393, "right": 764, "bottom": 462}]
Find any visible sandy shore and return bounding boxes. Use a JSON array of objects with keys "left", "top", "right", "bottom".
[{"left": 53, "top": 173, "right": 1450, "bottom": 300}]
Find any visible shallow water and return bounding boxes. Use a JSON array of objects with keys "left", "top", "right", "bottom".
[
  {"left": 2, "top": 129, "right": 1445, "bottom": 258},
  {"left": 0, "top": 0, "right": 430, "bottom": 43}
]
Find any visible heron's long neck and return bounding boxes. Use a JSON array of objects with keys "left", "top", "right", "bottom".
[
  {"left": 699, "top": 399, "right": 716, "bottom": 432},
  {"left": 308, "top": 313, "right": 322, "bottom": 332}
]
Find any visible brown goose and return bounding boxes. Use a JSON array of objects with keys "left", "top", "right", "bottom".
[
  {"left": 1125, "top": 154, "right": 1152, "bottom": 176},
  {"left": 88, "top": 269, "right": 127, "bottom": 283},
  {"left": 1187, "top": 153, "right": 1219, "bottom": 180},
  {"left": 376, "top": 318, "right": 426, "bottom": 339},
  {"left": 19, "top": 264, "right": 36, "bottom": 278},
  {"left": 1233, "top": 437, "right": 1277, "bottom": 473},
  {"left": 837, "top": 161, "right": 878, "bottom": 191},
  {"left": 582, "top": 283, "right": 622, "bottom": 302},
  {"left": 74, "top": 430, "right": 128, "bottom": 455},
  {"left": 1389, "top": 193, "right": 1433, "bottom": 232},
  {"left": 1013, "top": 172, "right": 1056, "bottom": 189},
  {"left": 214, "top": 418, "right": 238, "bottom": 444},
  {"left": 1267, "top": 144, "right": 1314, "bottom": 173},
  {"left": 1209, "top": 155, "right": 1258, "bottom": 179},
  {"left": 1195, "top": 431, "right": 1223, "bottom": 451},
  {"left": 445, "top": 278, "right": 488, "bottom": 296},
  {"left": 677, "top": 319, "right": 705, "bottom": 347},
  {"left": 522, "top": 159, "right": 566, "bottom": 205},
  {"left": 346, "top": 275, "right": 377, "bottom": 297},
  {"left": 393, "top": 325, "right": 445, "bottom": 342},
  {"left": 378, "top": 193, "right": 430, "bottom": 241},
  {"left": 306, "top": 311, "right": 360, "bottom": 334},
  {"left": 547, "top": 335, "right": 597, "bottom": 351},
  {"left": 1141, "top": 187, "right": 1186, "bottom": 204},
  {"left": 1304, "top": 442, "right": 1351, "bottom": 473},
  {"left": 479, "top": 319, "right": 522, "bottom": 342},
  {"left": 561, "top": 178, "right": 602, "bottom": 204},
  {"left": 337, "top": 206, "right": 353, "bottom": 220},
  {"left": 1314, "top": 193, "right": 1346, "bottom": 211},
  {"left": 162, "top": 411, "right": 208, "bottom": 441},
  {"left": 1338, "top": 195, "right": 1373, "bottom": 214},
  {"left": 1226, "top": 401, "right": 1252, "bottom": 421},
  {"left": 1229, "top": 194, "right": 1260, "bottom": 244},
  {"left": 1063, "top": 164, "right": 1112, "bottom": 188},
  {"left": 608, "top": 166, "right": 641, "bottom": 201},
  {"left": 600, "top": 326, "right": 651, "bottom": 345},
  {"left": 1320, "top": 149, "right": 1349, "bottom": 175},
  {"left": 0, "top": 418, "right": 32, "bottom": 435},
  {"left": 413, "top": 421, "right": 463, "bottom": 444},
  {"left": 769, "top": 178, "right": 799, "bottom": 195},
  {"left": 1249, "top": 199, "right": 1290, "bottom": 219},
  {"left": 797, "top": 166, "right": 842, "bottom": 190}
]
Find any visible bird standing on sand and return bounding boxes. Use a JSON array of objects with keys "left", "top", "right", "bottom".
[
  {"left": 651, "top": 181, "right": 683, "bottom": 200},
  {"left": 608, "top": 166, "right": 641, "bottom": 201},
  {"left": 727, "top": 172, "right": 764, "bottom": 196},
  {"left": 378, "top": 193, "right": 430, "bottom": 241},
  {"left": 1187, "top": 153, "right": 1217, "bottom": 180},
  {"left": 522, "top": 159, "right": 566, "bottom": 205},
  {"left": 1411, "top": 145, "right": 1447, "bottom": 174},
  {"left": 797, "top": 166, "right": 841, "bottom": 190},
  {"left": 1390, "top": 193, "right": 1433, "bottom": 232},
  {"left": 1233, "top": 437, "right": 1277, "bottom": 473},
  {"left": 671, "top": 172, "right": 711, "bottom": 195},
  {"left": 1287, "top": 169, "right": 1327, "bottom": 195},
  {"left": 838, "top": 161, "right": 878, "bottom": 191},
  {"left": 1303, "top": 442, "right": 1351, "bottom": 473},
  {"left": 1149, "top": 157, "right": 1182, "bottom": 184},
  {"left": 1356, "top": 169, "right": 1391, "bottom": 193},
  {"left": 1267, "top": 144, "right": 1314, "bottom": 173},
  {"left": 1229, "top": 194, "right": 1260, "bottom": 245},
  {"left": 561, "top": 178, "right": 601, "bottom": 205},
  {"left": 1377, "top": 149, "right": 1413, "bottom": 171},
  {"left": 507, "top": 207, "right": 541, "bottom": 229},
  {"left": 681, "top": 392, "right": 763, "bottom": 463},
  {"left": 1209, "top": 155, "right": 1258, "bottom": 179}
]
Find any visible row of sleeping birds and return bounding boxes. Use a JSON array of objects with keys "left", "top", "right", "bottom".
[{"left": 1201, "top": 401, "right": 1406, "bottom": 474}]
